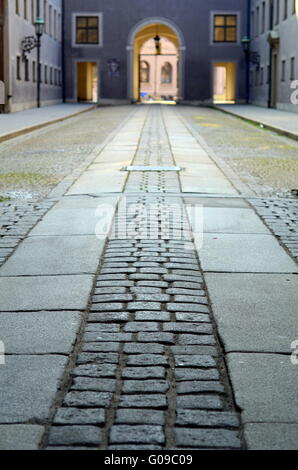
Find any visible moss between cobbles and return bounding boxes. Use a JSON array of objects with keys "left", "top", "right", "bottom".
[
  {"left": 0, "top": 196, "right": 11, "bottom": 202},
  {"left": 0, "top": 172, "right": 58, "bottom": 186}
]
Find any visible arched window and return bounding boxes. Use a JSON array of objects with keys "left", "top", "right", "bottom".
[
  {"left": 140, "top": 61, "right": 150, "bottom": 83},
  {"left": 161, "top": 62, "right": 172, "bottom": 84}
]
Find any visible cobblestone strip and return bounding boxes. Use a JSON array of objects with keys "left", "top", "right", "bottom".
[
  {"left": 0, "top": 199, "right": 54, "bottom": 266},
  {"left": 46, "top": 196, "right": 241, "bottom": 450},
  {"left": 249, "top": 198, "right": 298, "bottom": 262}
]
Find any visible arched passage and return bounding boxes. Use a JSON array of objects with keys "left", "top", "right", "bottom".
[{"left": 127, "top": 17, "right": 186, "bottom": 102}]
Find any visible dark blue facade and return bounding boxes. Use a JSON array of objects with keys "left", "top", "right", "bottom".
[{"left": 63, "top": 0, "right": 248, "bottom": 103}]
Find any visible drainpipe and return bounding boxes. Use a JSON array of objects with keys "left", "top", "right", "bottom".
[
  {"left": 245, "top": 0, "right": 251, "bottom": 104},
  {"left": 268, "top": 0, "right": 274, "bottom": 108},
  {"left": 61, "top": 0, "right": 65, "bottom": 102}
]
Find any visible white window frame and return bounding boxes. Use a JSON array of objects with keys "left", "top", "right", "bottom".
[
  {"left": 210, "top": 11, "right": 241, "bottom": 45},
  {"left": 72, "top": 12, "right": 103, "bottom": 48}
]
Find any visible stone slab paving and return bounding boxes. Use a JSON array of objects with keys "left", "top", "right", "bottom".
[
  {"left": 1, "top": 104, "right": 297, "bottom": 450},
  {"left": 0, "top": 311, "right": 82, "bottom": 354},
  {"left": 0, "top": 275, "right": 93, "bottom": 311},
  {"left": 196, "top": 233, "right": 298, "bottom": 273},
  {"left": 46, "top": 213, "right": 241, "bottom": 450},
  {"left": 0, "top": 235, "right": 105, "bottom": 276},
  {"left": 205, "top": 273, "right": 298, "bottom": 354},
  {"left": 227, "top": 353, "right": 298, "bottom": 423},
  {"left": 243, "top": 423, "right": 298, "bottom": 451},
  {"left": 0, "top": 355, "right": 68, "bottom": 423},
  {"left": 0, "top": 425, "right": 45, "bottom": 450},
  {"left": 43, "top": 106, "right": 242, "bottom": 450}
]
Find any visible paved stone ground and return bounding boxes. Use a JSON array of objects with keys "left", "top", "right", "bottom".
[
  {"left": 44, "top": 106, "right": 241, "bottom": 450},
  {"left": 46, "top": 202, "right": 241, "bottom": 450},
  {"left": 1, "top": 104, "right": 297, "bottom": 451},
  {"left": 249, "top": 198, "right": 298, "bottom": 261},
  {"left": 179, "top": 106, "right": 298, "bottom": 198},
  {"left": 0, "top": 199, "right": 54, "bottom": 266}
]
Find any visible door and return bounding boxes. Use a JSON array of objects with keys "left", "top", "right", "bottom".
[
  {"left": 213, "top": 62, "right": 235, "bottom": 103},
  {"left": 77, "top": 62, "right": 98, "bottom": 102},
  {"left": 0, "top": 0, "right": 4, "bottom": 112},
  {"left": 271, "top": 53, "right": 278, "bottom": 108}
]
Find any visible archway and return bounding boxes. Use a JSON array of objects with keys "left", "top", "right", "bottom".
[{"left": 127, "top": 17, "right": 186, "bottom": 102}]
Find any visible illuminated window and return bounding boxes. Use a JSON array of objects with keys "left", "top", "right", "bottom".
[
  {"left": 140, "top": 61, "right": 150, "bottom": 83},
  {"left": 213, "top": 15, "right": 237, "bottom": 43},
  {"left": 161, "top": 62, "right": 173, "bottom": 84},
  {"left": 76, "top": 16, "right": 99, "bottom": 44}
]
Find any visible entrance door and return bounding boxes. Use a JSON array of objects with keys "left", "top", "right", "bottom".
[
  {"left": 77, "top": 62, "right": 98, "bottom": 102},
  {"left": 271, "top": 53, "right": 278, "bottom": 108},
  {"left": 0, "top": 0, "right": 4, "bottom": 112},
  {"left": 213, "top": 62, "right": 235, "bottom": 103}
]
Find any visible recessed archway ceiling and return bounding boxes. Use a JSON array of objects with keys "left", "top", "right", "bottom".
[{"left": 134, "top": 24, "right": 179, "bottom": 49}]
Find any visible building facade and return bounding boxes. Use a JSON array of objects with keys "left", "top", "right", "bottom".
[
  {"left": 249, "top": 0, "right": 298, "bottom": 111},
  {"left": 0, "top": 0, "right": 63, "bottom": 113},
  {"left": 63, "top": 0, "right": 248, "bottom": 105}
]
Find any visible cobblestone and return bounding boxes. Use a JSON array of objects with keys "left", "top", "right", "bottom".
[
  {"left": 110, "top": 425, "right": 165, "bottom": 445},
  {"left": 119, "top": 395, "right": 167, "bottom": 409},
  {"left": 174, "top": 428, "right": 241, "bottom": 449},
  {"left": 63, "top": 392, "right": 112, "bottom": 408},
  {"left": 48, "top": 426, "right": 101, "bottom": 447},
  {"left": 54, "top": 408, "right": 105, "bottom": 425},
  {"left": 249, "top": 198, "right": 298, "bottom": 262},
  {"left": 122, "top": 367, "right": 166, "bottom": 379},
  {"left": 177, "top": 395, "right": 223, "bottom": 410},
  {"left": 122, "top": 380, "right": 169, "bottom": 393},
  {"left": 46, "top": 106, "right": 241, "bottom": 450},
  {"left": 126, "top": 355, "right": 168, "bottom": 366},
  {"left": 115, "top": 409, "right": 165, "bottom": 425}
]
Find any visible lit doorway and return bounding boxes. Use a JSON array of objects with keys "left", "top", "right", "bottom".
[
  {"left": 139, "top": 37, "right": 178, "bottom": 103},
  {"left": 77, "top": 62, "right": 98, "bottom": 103},
  {"left": 128, "top": 20, "right": 184, "bottom": 103},
  {"left": 213, "top": 62, "right": 235, "bottom": 104}
]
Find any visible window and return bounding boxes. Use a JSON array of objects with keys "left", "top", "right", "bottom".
[
  {"left": 44, "top": 1, "right": 47, "bottom": 33},
  {"left": 260, "top": 66, "right": 264, "bottom": 85},
  {"left": 49, "top": 5, "right": 52, "bottom": 36},
  {"left": 161, "top": 62, "right": 173, "bottom": 84},
  {"left": 44, "top": 65, "right": 48, "bottom": 84},
  {"left": 24, "top": 58, "right": 29, "bottom": 81},
  {"left": 290, "top": 57, "right": 295, "bottom": 80},
  {"left": 76, "top": 16, "right": 99, "bottom": 44},
  {"left": 255, "top": 68, "right": 259, "bottom": 86},
  {"left": 50, "top": 67, "right": 53, "bottom": 85},
  {"left": 284, "top": 0, "right": 288, "bottom": 18},
  {"left": 58, "top": 13, "right": 61, "bottom": 41},
  {"left": 140, "top": 61, "right": 150, "bottom": 83},
  {"left": 261, "top": 2, "right": 266, "bottom": 33},
  {"left": 31, "top": 0, "right": 34, "bottom": 24},
  {"left": 23, "top": 0, "right": 27, "bottom": 19},
  {"left": 213, "top": 15, "right": 237, "bottom": 43},
  {"left": 267, "top": 64, "right": 270, "bottom": 83},
  {"left": 281, "top": 59, "right": 286, "bottom": 81},
  {"left": 275, "top": 0, "right": 280, "bottom": 23},
  {"left": 16, "top": 56, "right": 21, "bottom": 80},
  {"left": 251, "top": 11, "right": 255, "bottom": 37},
  {"left": 16, "top": 0, "right": 20, "bottom": 15},
  {"left": 54, "top": 10, "right": 57, "bottom": 39},
  {"left": 32, "top": 61, "right": 36, "bottom": 82},
  {"left": 293, "top": 0, "right": 296, "bottom": 14},
  {"left": 256, "top": 6, "right": 260, "bottom": 36}
]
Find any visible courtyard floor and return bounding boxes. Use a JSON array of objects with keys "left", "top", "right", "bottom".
[{"left": 0, "top": 104, "right": 297, "bottom": 450}]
